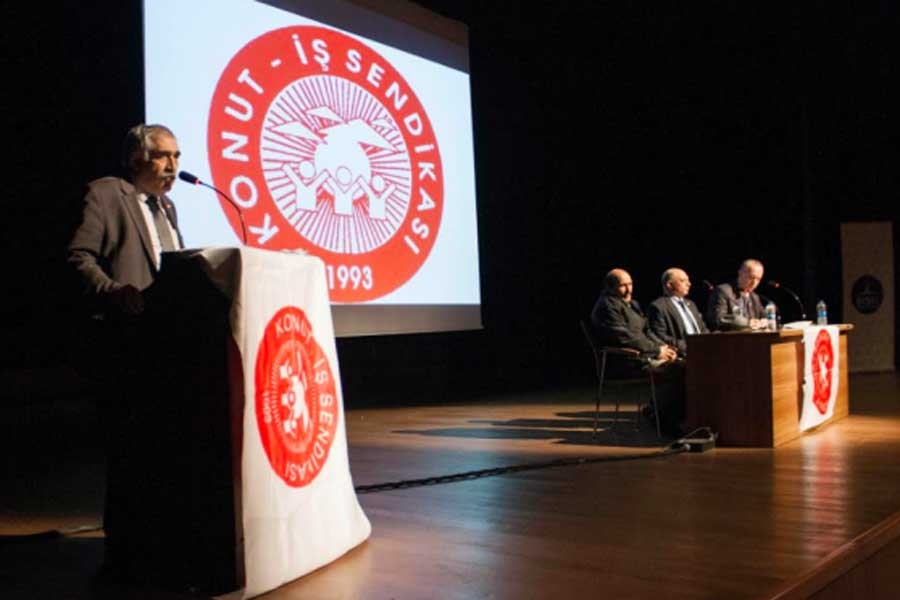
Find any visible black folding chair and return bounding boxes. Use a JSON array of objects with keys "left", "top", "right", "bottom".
[{"left": 580, "top": 320, "right": 660, "bottom": 438}]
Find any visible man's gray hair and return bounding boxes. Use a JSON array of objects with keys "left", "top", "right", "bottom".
[{"left": 122, "top": 123, "right": 176, "bottom": 173}]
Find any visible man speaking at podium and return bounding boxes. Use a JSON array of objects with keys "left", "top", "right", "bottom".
[
  {"left": 68, "top": 123, "right": 184, "bottom": 317},
  {"left": 67, "top": 123, "right": 185, "bottom": 581}
]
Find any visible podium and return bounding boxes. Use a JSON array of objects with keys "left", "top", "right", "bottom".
[
  {"left": 685, "top": 326, "right": 852, "bottom": 447},
  {"left": 111, "top": 247, "right": 370, "bottom": 597}
]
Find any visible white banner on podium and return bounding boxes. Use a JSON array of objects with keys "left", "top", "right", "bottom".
[
  {"left": 799, "top": 325, "right": 841, "bottom": 431},
  {"left": 197, "top": 247, "right": 371, "bottom": 599}
]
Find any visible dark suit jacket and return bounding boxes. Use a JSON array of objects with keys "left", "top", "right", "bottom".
[
  {"left": 590, "top": 293, "right": 663, "bottom": 357},
  {"left": 647, "top": 295, "right": 708, "bottom": 356},
  {"left": 68, "top": 176, "right": 184, "bottom": 312},
  {"left": 704, "top": 281, "right": 765, "bottom": 331}
]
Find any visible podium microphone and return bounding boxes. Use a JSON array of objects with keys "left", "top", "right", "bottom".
[
  {"left": 701, "top": 279, "right": 715, "bottom": 292},
  {"left": 178, "top": 170, "right": 248, "bottom": 245},
  {"left": 766, "top": 280, "right": 806, "bottom": 320}
]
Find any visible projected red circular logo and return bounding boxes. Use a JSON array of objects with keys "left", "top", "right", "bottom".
[
  {"left": 207, "top": 26, "right": 443, "bottom": 302},
  {"left": 255, "top": 306, "right": 339, "bottom": 487},
  {"left": 810, "top": 329, "right": 835, "bottom": 415}
]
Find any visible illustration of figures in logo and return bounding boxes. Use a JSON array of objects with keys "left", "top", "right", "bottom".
[
  {"left": 279, "top": 351, "right": 310, "bottom": 438},
  {"left": 262, "top": 78, "right": 411, "bottom": 255},
  {"left": 811, "top": 329, "right": 834, "bottom": 414}
]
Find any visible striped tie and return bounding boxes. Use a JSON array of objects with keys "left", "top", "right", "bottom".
[
  {"left": 677, "top": 298, "right": 699, "bottom": 334},
  {"left": 147, "top": 196, "right": 176, "bottom": 252}
]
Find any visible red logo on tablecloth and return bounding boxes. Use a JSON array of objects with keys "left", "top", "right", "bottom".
[
  {"left": 207, "top": 25, "right": 443, "bottom": 302},
  {"left": 810, "top": 329, "right": 835, "bottom": 414},
  {"left": 255, "top": 306, "right": 339, "bottom": 487}
]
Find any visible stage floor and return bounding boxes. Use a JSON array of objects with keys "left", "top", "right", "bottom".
[{"left": 2, "top": 373, "right": 899, "bottom": 599}]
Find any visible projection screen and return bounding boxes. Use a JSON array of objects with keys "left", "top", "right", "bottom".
[{"left": 143, "top": 0, "right": 481, "bottom": 336}]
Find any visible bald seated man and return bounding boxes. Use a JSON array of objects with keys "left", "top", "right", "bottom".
[
  {"left": 705, "top": 259, "right": 767, "bottom": 331},
  {"left": 647, "top": 268, "right": 708, "bottom": 357},
  {"left": 590, "top": 268, "right": 683, "bottom": 434},
  {"left": 590, "top": 268, "right": 678, "bottom": 364}
]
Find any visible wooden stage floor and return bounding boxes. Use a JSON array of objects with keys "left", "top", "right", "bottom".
[{"left": 1, "top": 373, "right": 899, "bottom": 599}]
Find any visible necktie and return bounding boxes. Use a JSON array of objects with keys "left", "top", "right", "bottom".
[
  {"left": 147, "top": 196, "right": 177, "bottom": 252},
  {"left": 677, "top": 298, "right": 699, "bottom": 334},
  {"left": 739, "top": 294, "right": 750, "bottom": 318}
]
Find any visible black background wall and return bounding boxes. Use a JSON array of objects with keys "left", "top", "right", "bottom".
[{"left": 1, "top": 1, "right": 897, "bottom": 406}]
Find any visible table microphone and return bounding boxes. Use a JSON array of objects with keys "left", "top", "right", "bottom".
[
  {"left": 178, "top": 170, "right": 248, "bottom": 245},
  {"left": 766, "top": 280, "right": 806, "bottom": 320},
  {"left": 700, "top": 279, "right": 715, "bottom": 292}
]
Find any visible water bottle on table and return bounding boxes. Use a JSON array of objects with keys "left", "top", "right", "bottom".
[
  {"left": 816, "top": 300, "right": 828, "bottom": 325},
  {"left": 765, "top": 303, "right": 777, "bottom": 331}
]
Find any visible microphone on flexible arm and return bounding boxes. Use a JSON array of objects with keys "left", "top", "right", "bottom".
[
  {"left": 178, "top": 170, "right": 248, "bottom": 245},
  {"left": 700, "top": 279, "right": 716, "bottom": 292},
  {"left": 766, "top": 280, "right": 806, "bottom": 320}
]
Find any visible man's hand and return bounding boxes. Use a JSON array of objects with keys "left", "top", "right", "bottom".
[
  {"left": 657, "top": 344, "right": 678, "bottom": 362},
  {"left": 749, "top": 318, "right": 767, "bottom": 330},
  {"left": 109, "top": 284, "right": 144, "bottom": 315}
]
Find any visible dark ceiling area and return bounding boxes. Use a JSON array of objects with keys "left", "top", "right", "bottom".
[{"left": 1, "top": 1, "right": 897, "bottom": 402}]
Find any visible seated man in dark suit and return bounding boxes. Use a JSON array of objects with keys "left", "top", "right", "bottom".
[
  {"left": 590, "top": 269, "right": 682, "bottom": 433},
  {"left": 705, "top": 259, "right": 767, "bottom": 331},
  {"left": 647, "top": 268, "right": 708, "bottom": 357},
  {"left": 590, "top": 268, "right": 678, "bottom": 365}
]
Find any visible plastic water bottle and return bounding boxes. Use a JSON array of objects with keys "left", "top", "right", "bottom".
[
  {"left": 765, "top": 303, "right": 777, "bottom": 331},
  {"left": 816, "top": 300, "right": 828, "bottom": 325}
]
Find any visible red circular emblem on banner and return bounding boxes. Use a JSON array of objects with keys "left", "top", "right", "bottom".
[
  {"left": 810, "top": 329, "right": 835, "bottom": 415},
  {"left": 208, "top": 26, "right": 444, "bottom": 302},
  {"left": 255, "top": 306, "right": 339, "bottom": 487}
]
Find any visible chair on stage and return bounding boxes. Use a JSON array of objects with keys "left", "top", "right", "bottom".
[{"left": 579, "top": 320, "right": 660, "bottom": 439}]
